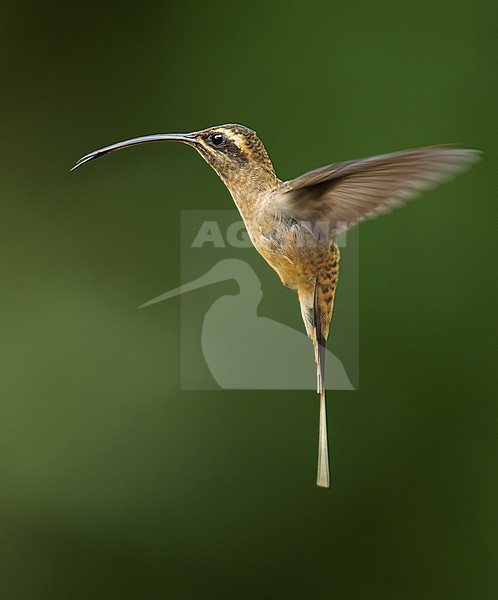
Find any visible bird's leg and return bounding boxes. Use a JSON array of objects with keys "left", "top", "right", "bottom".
[{"left": 299, "top": 298, "right": 314, "bottom": 340}]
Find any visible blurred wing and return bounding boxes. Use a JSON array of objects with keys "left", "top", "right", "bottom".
[{"left": 272, "top": 147, "right": 480, "bottom": 243}]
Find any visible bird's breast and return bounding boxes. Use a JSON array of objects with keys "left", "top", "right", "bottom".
[{"left": 249, "top": 219, "right": 340, "bottom": 293}]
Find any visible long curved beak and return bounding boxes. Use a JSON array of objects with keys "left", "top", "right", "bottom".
[{"left": 71, "top": 133, "right": 198, "bottom": 171}]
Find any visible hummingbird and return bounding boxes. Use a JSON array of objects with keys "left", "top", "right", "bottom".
[{"left": 72, "top": 124, "right": 480, "bottom": 488}]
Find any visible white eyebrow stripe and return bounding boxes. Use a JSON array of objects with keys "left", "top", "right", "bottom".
[
  {"left": 211, "top": 128, "right": 247, "bottom": 152},
  {"left": 229, "top": 134, "right": 248, "bottom": 151}
]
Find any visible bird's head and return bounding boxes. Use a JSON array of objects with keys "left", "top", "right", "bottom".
[{"left": 190, "top": 124, "right": 275, "bottom": 188}]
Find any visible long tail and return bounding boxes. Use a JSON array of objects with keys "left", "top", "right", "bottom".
[
  {"left": 298, "top": 247, "right": 339, "bottom": 488},
  {"left": 313, "top": 283, "right": 330, "bottom": 488}
]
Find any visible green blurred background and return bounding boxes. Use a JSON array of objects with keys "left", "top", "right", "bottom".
[{"left": 1, "top": 1, "right": 496, "bottom": 598}]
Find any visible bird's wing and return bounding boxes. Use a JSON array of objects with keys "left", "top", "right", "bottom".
[{"left": 272, "top": 147, "right": 480, "bottom": 243}]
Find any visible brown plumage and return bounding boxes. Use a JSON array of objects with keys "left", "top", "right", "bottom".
[{"left": 72, "top": 124, "right": 480, "bottom": 488}]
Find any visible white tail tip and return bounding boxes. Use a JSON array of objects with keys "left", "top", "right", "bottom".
[{"left": 316, "top": 391, "right": 330, "bottom": 488}]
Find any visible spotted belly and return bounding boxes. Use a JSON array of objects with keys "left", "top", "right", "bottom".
[{"left": 253, "top": 225, "right": 340, "bottom": 296}]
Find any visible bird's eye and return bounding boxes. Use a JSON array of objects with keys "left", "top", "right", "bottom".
[{"left": 210, "top": 133, "right": 225, "bottom": 146}]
